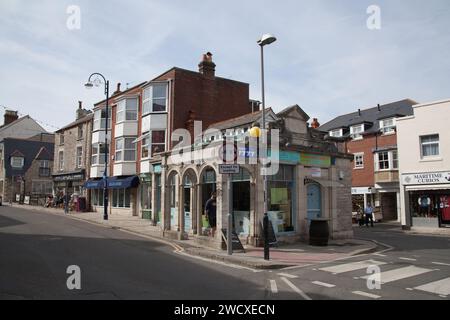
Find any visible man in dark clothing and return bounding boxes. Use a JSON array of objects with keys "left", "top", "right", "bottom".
[
  {"left": 365, "top": 203, "right": 374, "bottom": 227},
  {"left": 204, "top": 191, "right": 217, "bottom": 237}
]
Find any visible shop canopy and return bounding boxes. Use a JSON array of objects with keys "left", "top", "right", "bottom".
[{"left": 84, "top": 176, "right": 140, "bottom": 189}]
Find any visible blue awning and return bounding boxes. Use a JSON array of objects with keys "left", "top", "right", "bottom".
[
  {"left": 107, "top": 176, "right": 140, "bottom": 189},
  {"left": 84, "top": 176, "right": 139, "bottom": 189},
  {"left": 84, "top": 179, "right": 104, "bottom": 189}
]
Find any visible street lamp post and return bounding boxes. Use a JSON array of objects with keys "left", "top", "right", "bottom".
[
  {"left": 85, "top": 73, "right": 109, "bottom": 220},
  {"left": 256, "top": 34, "right": 276, "bottom": 260}
]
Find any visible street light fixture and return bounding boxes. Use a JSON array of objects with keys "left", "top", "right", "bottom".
[
  {"left": 253, "top": 34, "right": 276, "bottom": 260},
  {"left": 84, "top": 72, "right": 110, "bottom": 220}
]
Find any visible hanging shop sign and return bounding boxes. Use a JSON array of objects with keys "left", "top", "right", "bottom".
[
  {"left": 402, "top": 171, "right": 450, "bottom": 185},
  {"left": 53, "top": 171, "right": 85, "bottom": 182}
]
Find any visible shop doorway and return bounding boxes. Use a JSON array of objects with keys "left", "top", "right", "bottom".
[
  {"left": 182, "top": 170, "right": 197, "bottom": 234},
  {"left": 231, "top": 168, "right": 251, "bottom": 236},
  {"left": 307, "top": 183, "right": 322, "bottom": 220},
  {"left": 168, "top": 172, "right": 179, "bottom": 231},
  {"left": 200, "top": 168, "right": 216, "bottom": 235}
]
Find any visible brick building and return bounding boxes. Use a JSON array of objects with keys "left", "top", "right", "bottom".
[
  {"left": 52, "top": 101, "right": 93, "bottom": 209},
  {"left": 85, "top": 52, "right": 256, "bottom": 218},
  {"left": 319, "top": 99, "right": 418, "bottom": 221}
]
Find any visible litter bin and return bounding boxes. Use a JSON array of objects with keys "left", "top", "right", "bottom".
[{"left": 308, "top": 218, "right": 330, "bottom": 246}]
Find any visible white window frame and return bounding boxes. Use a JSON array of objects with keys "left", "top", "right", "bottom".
[
  {"left": 76, "top": 146, "right": 83, "bottom": 168},
  {"left": 11, "top": 156, "right": 24, "bottom": 168},
  {"left": 350, "top": 124, "right": 364, "bottom": 140},
  {"left": 112, "top": 188, "right": 131, "bottom": 208},
  {"left": 115, "top": 137, "right": 136, "bottom": 162},
  {"left": 375, "top": 150, "right": 399, "bottom": 171},
  {"left": 420, "top": 134, "right": 440, "bottom": 158},
  {"left": 91, "top": 143, "right": 107, "bottom": 165},
  {"left": 354, "top": 153, "right": 364, "bottom": 169},
  {"left": 58, "top": 151, "right": 64, "bottom": 171},
  {"left": 116, "top": 98, "right": 138, "bottom": 123},
  {"left": 330, "top": 128, "right": 343, "bottom": 138},
  {"left": 380, "top": 118, "right": 396, "bottom": 135},
  {"left": 142, "top": 83, "right": 168, "bottom": 115},
  {"left": 93, "top": 108, "right": 112, "bottom": 131}
]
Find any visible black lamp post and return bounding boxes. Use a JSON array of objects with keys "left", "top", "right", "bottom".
[{"left": 85, "top": 73, "right": 109, "bottom": 220}]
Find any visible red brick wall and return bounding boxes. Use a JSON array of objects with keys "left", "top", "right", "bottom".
[
  {"left": 347, "top": 133, "right": 398, "bottom": 187},
  {"left": 155, "top": 68, "right": 251, "bottom": 147}
]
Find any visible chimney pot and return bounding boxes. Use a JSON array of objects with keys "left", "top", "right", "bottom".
[
  {"left": 311, "top": 118, "right": 320, "bottom": 129},
  {"left": 199, "top": 52, "right": 216, "bottom": 79},
  {"left": 78, "top": 101, "right": 82, "bottom": 109},
  {"left": 114, "top": 82, "right": 121, "bottom": 94}
]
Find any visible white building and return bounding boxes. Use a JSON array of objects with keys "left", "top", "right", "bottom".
[{"left": 397, "top": 99, "right": 450, "bottom": 230}]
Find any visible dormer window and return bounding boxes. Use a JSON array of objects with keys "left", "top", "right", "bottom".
[
  {"left": 329, "top": 129, "right": 343, "bottom": 138},
  {"left": 11, "top": 156, "right": 24, "bottom": 168},
  {"left": 380, "top": 118, "right": 396, "bottom": 134},
  {"left": 350, "top": 124, "right": 364, "bottom": 140}
]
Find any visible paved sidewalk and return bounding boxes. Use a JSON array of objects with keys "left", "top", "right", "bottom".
[{"left": 6, "top": 203, "right": 379, "bottom": 269}]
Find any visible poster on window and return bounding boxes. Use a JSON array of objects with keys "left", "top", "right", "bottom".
[{"left": 440, "top": 196, "right": 450, "bottom": 221}]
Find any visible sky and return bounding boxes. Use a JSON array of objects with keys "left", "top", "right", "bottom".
[{"left": 1, "top": 0, "right": 450, "bottom": 132}]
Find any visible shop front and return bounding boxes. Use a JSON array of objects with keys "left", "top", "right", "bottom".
[
  {"left": 401, "top": 171, "right": 450, "bottom": 229},
  {"left": 140, "top": 174, "right": 152, "bottom": 220},
  {"left": 53, "top": 170, "right": 86, "bottom": 196}
]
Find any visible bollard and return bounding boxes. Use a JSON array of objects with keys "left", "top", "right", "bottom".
[{"left": 263, "top": 212, "right": 269, "bottom": 260}]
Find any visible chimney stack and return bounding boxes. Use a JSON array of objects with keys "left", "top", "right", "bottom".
[
  {"left": 358, "top": 109, "right": 361, "bottom": 116},
  {"left": 198, "top": 52, "right": 216, "bottom": 79},
  {"left": 114, "top": 83, "right": 121, "bottom": 95},
  {"left": 311, "top": 118, "right": 320, "bottom": 129},
  {"left": 4, "top": 110, "right": 18, "bottom": 126}
]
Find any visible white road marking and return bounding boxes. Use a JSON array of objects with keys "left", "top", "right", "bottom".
[
  {"left": 319, "top": 260, "right": 386, "bottom": 274},
  {"left": 280, "top": 277, "right": 312, "bottom": 300},
  {"left": 312, "top": 281, "right": 335, "bottom": 288},
  {"left": 373, "top": 253, "right": 387, "bottom": 257},
  {"left": 352, "top": 291, "right": 381, "bottom": 299},
  {"left": 362, "top": 266, "right": 433, "bottom": 284},
  {"left": 414, "top": 277, "right": 450, "bottom": 296},
  {"left": 432, "top": 262, "right": 450, "bottom": 267},
  {"left": 277, "top": 273, "right": 298, "bottom": 279},
  {"left": 399, "top": 257, "right": 417, "bottom": 261},
  {"left": 406, "top": 288, "right": 414, "bottom": 291},
  {"left": 270, "top": 280, "right": 278, "bottom": 294},
  {"left": 440, "top": 295, "right": 448, "bottom": 298}
]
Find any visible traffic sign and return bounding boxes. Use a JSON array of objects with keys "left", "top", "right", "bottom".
[{"left": 219, "top": 164, "right": 240, "bottom": 174}]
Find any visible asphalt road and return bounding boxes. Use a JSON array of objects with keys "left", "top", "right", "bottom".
[{"left": 1, "top": 206, "right": 450, "bottom": 300}]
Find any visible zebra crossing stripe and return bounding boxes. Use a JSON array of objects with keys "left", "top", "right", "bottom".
[
  {"left": 352, "top": 291, "right": 381, "bottom": 299},
  {"left": 319, "top": 260, "right": 386, "bottom": 274},
  {"left": 270, "top": 280, "right": 278, "bottom": 294},
  {"left": 312, "top": 281, "right": 335, "bottom": 288},
  {"left": 361, "top": 266, "right": 433, "bottom": 284},
  {"left": 414, "top": 277, "right": 450, "bottom": 296}
]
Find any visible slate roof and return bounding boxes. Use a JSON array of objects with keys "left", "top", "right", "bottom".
[
  {"left": 55, "top": 113, "right": 93, "bottom": 133},
  {"left": 207, "top": 108, "right": 278, "bottom": 130},
  {"left": 319, "top": 99, "right": 418, "bottom": 135},
  {"left": 2, "top": 138, "right": 54, "bottom": 177}
]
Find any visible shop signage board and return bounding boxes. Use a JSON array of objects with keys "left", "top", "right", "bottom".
[
  {"left": 268, "top": 150, "right": 331, "bottom": 167},
  {"left": 53, "top": 172, "right": 85, "bottom": 182},
  {"left": 402, "top": 171, "right": 450, "bottom": 185},
  {"left": 219, "top": 164, "right": 240, "bottom": 174}
]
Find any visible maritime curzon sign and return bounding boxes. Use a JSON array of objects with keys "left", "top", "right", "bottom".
[{"left": 402, "top": 171, "right": 450, "bottom": 185}]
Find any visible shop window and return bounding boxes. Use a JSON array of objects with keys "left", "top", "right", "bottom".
[
  {"left": 112, "top": 189, "right": 131, "bottom": 208},
  {"left": 92, "top": 189, "right": 104, "bottom": 206},
  {"left": 267, "top": 165, "right": 295, "bottom": 233},
  {"left": 420, "top": 134, "right": 439, "bottom": 158},
  {"left": 31, "top": 181, "right": 53, "bottom": 194}
]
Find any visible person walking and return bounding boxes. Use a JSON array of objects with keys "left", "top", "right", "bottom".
[
  {"left": 63, "top": 191, "right": 70, "bottom": 214},
  {"left": 204, "top": 191, "right": 217, "bottom": 237},
  {"left": 365, "top": 203, "right": 374, "bottom": 228}
]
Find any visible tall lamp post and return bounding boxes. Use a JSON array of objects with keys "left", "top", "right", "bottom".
[
  {"left": 85, "top": 73, "right": 109, "bottom": 220},
  {"left": 251, "top": 34, "right": 276, "bottom": 260}
]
